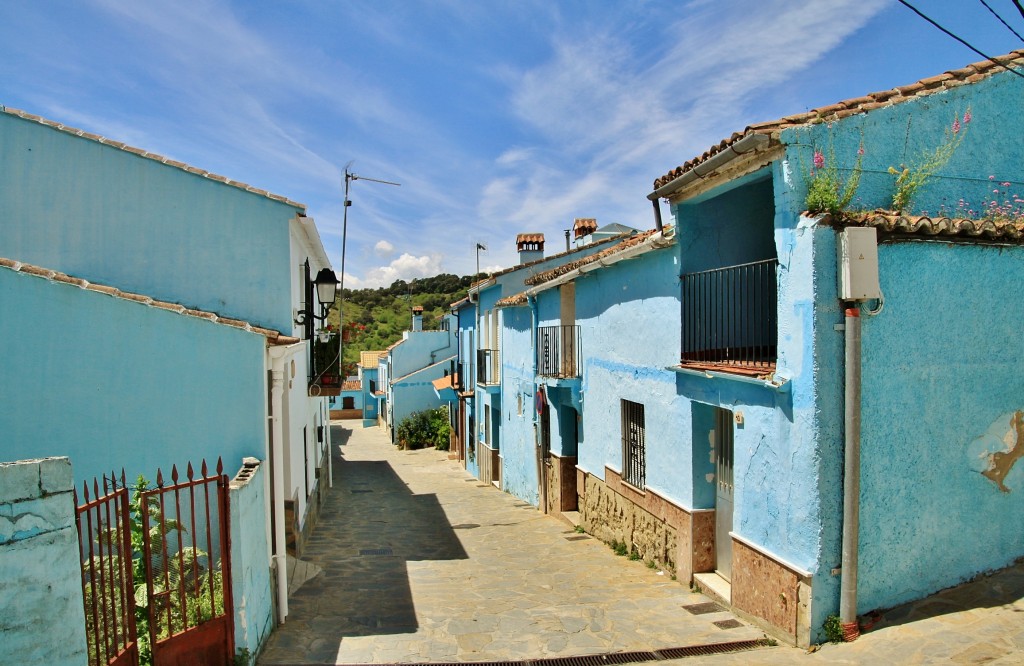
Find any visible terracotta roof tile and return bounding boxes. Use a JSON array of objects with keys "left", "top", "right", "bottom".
[
  {"left": 471, "top": 234, "right": 627, "bottom": 287},
  {"left": 359, "top": 350, "right": 386, "bottom": 368},
  {"left": 842, "top": 211, "right": 1024, "bottom": 243},
  {"left": 342, "top": 380, "right": 361, "bottom": 391},
  {"left": 516, "top": 233, "right": 545, "bottom": 244},
  {"left": 524, "top": 227, "right": 668, "bottom": 286},
  {"left": 1, "top": 106, "right": 307, "bottom": 211},
  {"left": 495, "top": 292, "right": 528, "bottom": 307},
  {"left": 653, "top": 51, "right": 1024, "bottom": 190},
  {"left": 1, "top": 256, "right": 294, "bottom": 343}
]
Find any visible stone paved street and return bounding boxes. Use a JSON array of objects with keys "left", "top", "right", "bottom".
[
  {"left": 259, "top": 421, "right": 1024, "bottom": 665},
  {"left": 257, "top": 422, "right": 768, "bottom": 664}
]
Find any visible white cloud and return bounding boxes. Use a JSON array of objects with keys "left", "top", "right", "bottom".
[
  {"left": 359, "top": 253, "right": 445, "bottom": 289},
  {"left": 374, "top": 240, "right": 395, "bottom": 257}
]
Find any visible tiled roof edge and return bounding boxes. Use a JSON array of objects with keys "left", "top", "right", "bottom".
[
  {"left": 841, "top": 211, "right": 1024, "bottom": 243},
  {"left": 1, "top": 107, "right": 307, "bottom": 212},
  {"left": 495, "top": 292, "right": 528, "bottom": 307},
  {"left": 524, "top": 227, "right": 671, "bottom": 286},
  {"left": 0, "top": 256, "right": 295, "bottom": 344},
  {"left": 653, "top": 50, "right": 1024, "bottom": 190},
  {"left": 470, "top": 233, "right": 631, "bottom": 288}
]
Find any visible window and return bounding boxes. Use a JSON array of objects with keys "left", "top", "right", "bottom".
[
  {"left": 370, "top": 379, "right": 377, "bottom": 394},
  {"left": 342, "top": 397, "right": 355, "bottom": 409},
  {"left": 621, "top": 399, "right": 646, "bottom": 488}
]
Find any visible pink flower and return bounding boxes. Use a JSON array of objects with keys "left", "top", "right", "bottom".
[
  {"left": 990, "top": 175, "right": 996, "bottom": 180},
  {"left": 1002, "top": 182, "right": 1011, "bottom": 187},
  {"left": 857, "top": 145, "right": 864, "bottom": 156},
  {"left": 813, "top": 150, "right": 825, "bottom": 170},
  {"left": 952, "top": 118, "right": 961, "bottom": 134},
  {"left": 963, "top": 110, "right": 972, "bottom": 124}
]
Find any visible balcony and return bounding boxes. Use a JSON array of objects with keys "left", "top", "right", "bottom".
[
  {"left": 309, "top": 335, "right": 342, "bottom": 396},
  {"left": 680, "top": 258, "right": 778, "bottom": 375},
  {"left": 477, "top": 349, "right": 500, "bottom": 386},
  {"left": 537, "top": 325, "right": 581, "bottom": 379}
]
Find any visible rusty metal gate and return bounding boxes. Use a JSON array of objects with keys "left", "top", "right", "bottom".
[
  {"left": 76, "top": 471, "right": 139, "bottom": 666},
  {"left": 77, "top": 460, "right": 234, "bottom": 666}
]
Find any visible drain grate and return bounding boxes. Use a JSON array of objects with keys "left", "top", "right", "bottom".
[
  {"left": 654, "top": 639, "right": 772, "bottom": 659},
  {"left": 318, "top": 639, "right": 771, "bottom": 666},
  {"left": 682, "top": 602, "right": 723, "bottom": 615},
  {"left": 358, "top": 548, "right": 393, "bottom": 556},
  {"left": 350, "top": 489, "right": 374, "bottom": 494},
  {"left": 712, "top": 619, "right": 743, "bottom": 630}
]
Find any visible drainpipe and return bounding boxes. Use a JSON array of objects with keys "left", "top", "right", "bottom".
[
  {"left": 267, "top": 357, "right": 289, "bottom": 624},
  {"left": 840, "top": 305, "right": 861, "bottom": 641},
  {"left": 529, "top": 294, "right": 548, "bottom": 513},
  {"left": 651, "top": 198, "right": 664, "bottom": 232}
]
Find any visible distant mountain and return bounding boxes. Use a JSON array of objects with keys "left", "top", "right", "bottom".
[{"left": 331, "top": 273, "right": 484, "bottom": 376}]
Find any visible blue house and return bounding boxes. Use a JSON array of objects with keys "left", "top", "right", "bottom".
[
  {"left": 474, "top": 51, "right": 1024, "bottom": 647},
  {"left": 461, "top": 226, "right": 635, "bottom": 484},
  {"left": 358, "top": 350, "right": 386, "bottom": 426},
  {"left": 0, "top": 105, "right": 340, "bottom": 645},
  {"left": 382, "top": 307, "right": 458, "bottom": 444}
]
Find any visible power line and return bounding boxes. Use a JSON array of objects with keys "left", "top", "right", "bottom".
[
  {"left": 897, "top": 0, "right": 1024, "bottom": 80},
  {"left": 1014, "top": 0, "right": 1024, "bottom": 22},
  {"left": 978, "top": 0, "right": 1024, "bottom": 42}
]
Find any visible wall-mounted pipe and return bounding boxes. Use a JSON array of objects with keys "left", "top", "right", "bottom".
[
  {"left": 267, "top": 361, "right": 289, "bottom": 624},
  {"left": 840, "top": 306, "right": 861, "bottom": 641}
]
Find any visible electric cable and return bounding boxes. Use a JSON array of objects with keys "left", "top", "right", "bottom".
[
  {"left": 897, "top": 0, "right": 1024, "bottom": 80},
  {"left": 978, "top": 0, "right": 1024, "bottom": 42}
]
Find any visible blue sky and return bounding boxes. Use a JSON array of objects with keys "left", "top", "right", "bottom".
[{"left": 1, "top": 1, "right": 1020, "bottom": 287}]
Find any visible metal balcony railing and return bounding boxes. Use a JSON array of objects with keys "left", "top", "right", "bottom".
[
  {"left": 680, "top": 258, "right": 778, "bottom": 370},
  {"left": 309, "top": 335, "right": 342, "bottom": 396},
  {"left": 537, "top": 325, "right": 581, "bottom": 379},
  {"left": 477, "top": 349, "right": 500, "bottom": 386}
]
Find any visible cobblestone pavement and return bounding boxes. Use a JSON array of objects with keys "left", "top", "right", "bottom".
[{"left": 257, "top": 422, "right": 769, "bottom": 665}]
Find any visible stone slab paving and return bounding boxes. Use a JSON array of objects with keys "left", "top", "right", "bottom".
[
  {"left": 258, "top": 422, "right": 768, "bottom": 665},
  {"left": 700, "top": 559, "right": 1024, "bottom": 665}
]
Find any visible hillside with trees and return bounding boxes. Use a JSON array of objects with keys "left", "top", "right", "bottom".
[{"left": 330, "top": 273, "right": 483, "bottom": 377}]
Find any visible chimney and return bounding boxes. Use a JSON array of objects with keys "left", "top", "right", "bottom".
[
  {"left": 411, "top": 306, "right": 424, "bottom": 332},
  {"left": 573, "top": 218, "right": 598, "bottom": 245},
  {"left": 516, "top": 233, "right": 545, "bottom": 265}
]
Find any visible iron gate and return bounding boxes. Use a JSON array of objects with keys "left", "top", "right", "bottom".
[
  {"left": 76, "top": 471, "right": 139, "bottom": 666},
  {"left": 77, "top": 460, "right": 234, "bottom": 666}
]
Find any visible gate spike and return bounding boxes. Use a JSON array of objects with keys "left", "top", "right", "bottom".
[
  {"left": 201, "top": 459, "right": 208, "bottom": 477},
  {"left": 187, "top": 462, "right": 194, "bottom": 480},
  {"left": 156, "top": 468, "right": 164, "bottom": 487},
  {"left": 73, "top": 487, "right": 79, "bottom": 505},
  {"left": 93, "top": 477, "right": 100, "bottom": 500},
  {"left": 79, "top": 483, "right": 89, "bottom": 503},
  {"left": 216, "top": 457, "right": 223, "bottom": 476},
  {"left": 171, "top": 464, "right": 179, "bottom": 483},
  {"left": 120, "top": 468, "right": 127, "bottom": 490}
]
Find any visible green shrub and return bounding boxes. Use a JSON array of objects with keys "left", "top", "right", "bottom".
[
  {"left": 396, "top": 407, "right": 451, "bottom": 450},
  {"left": 823, "top": 614, "right": 844, "bottom": 643}
]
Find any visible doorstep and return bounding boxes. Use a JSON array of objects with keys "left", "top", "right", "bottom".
[{"left": 693, "top": 572, "right": 731, "bottom": 607}]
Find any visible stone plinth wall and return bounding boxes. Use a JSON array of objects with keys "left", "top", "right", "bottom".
[
  {"left": 731, "top": 538, "right": 812, "bottom": 647},
  {"left": 330, "top": 409, "right": 361, "bottom": 420},
  {"left": 0, "top": 457, "right": 88, "bottom": 666},
  {"left": 580, "top": 468, "right": 677, "bottom": 573}
]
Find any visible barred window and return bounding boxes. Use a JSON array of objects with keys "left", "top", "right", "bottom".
[{"left": 621, "top": 399, "right": 645, "bottom": 488}]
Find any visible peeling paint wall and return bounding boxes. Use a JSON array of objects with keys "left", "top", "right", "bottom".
[{"left": 0, "top": 457, "right": 88, "bottom": 666}]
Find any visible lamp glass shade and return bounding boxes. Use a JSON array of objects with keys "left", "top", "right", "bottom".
[{"left": 313, "top": 268, "right": 339, "bottom": 307}]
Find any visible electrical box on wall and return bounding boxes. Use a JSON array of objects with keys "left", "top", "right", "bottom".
[{"left": 837, "top": 227, "right": 881, "bottom": 301}]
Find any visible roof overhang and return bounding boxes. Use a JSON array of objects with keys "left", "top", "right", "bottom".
[{"left": 648, "top": 133, "right": 774, "bottom": 204}]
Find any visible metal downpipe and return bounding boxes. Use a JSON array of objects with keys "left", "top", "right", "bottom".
[{"left": 840, "top": 306, "right": 861, "bottom": 641}]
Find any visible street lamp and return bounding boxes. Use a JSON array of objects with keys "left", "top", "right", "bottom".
[{"left": 294, "top": 262, "right": 340, "bottom": 339}]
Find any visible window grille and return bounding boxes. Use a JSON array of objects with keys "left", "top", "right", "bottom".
[{"left": 621, "top": 399, "right": 646, "bottom": 488}]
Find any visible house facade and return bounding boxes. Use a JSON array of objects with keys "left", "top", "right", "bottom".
[
  {"left": 0, "top": 106, "right": 339, "bottom": 642},
  {"left": 359, "top": 350, "right": 386, "bottom": 426},
  {"left": 461, "top": 51, "right": 1024, "bottom": 647}
]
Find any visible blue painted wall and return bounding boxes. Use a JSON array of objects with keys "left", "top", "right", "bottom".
[
  {"left": 0, "top": 112, "right": 301, "bottom": 333},
  {"left": 497, "top": 305, "right": 538, "bottom": 504},
  {"left": 361, "top": 366, "right": 379, "bottom": 426},
  {"left": 0, "top": 267, "right": 268, "bottom": 485},
  {"left": 390, "top": 361, "right": 457, "bottom": 437},
  {"left": 228, "top": 459, "right": 273, "bottom": 657},
  {"left": 856, "top": 241, "right": 1024, "bottom": 611}
]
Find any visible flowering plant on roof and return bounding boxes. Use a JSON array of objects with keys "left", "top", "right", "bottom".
[
  {"left": 804, "top": 137, "right": 864, "bottom": 217},
  {"left": 889, "top": 108, "right": 971, "bottom": 213},
  {"left": 944, "top": 175, "right": 1024, "bottom": 225}
]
